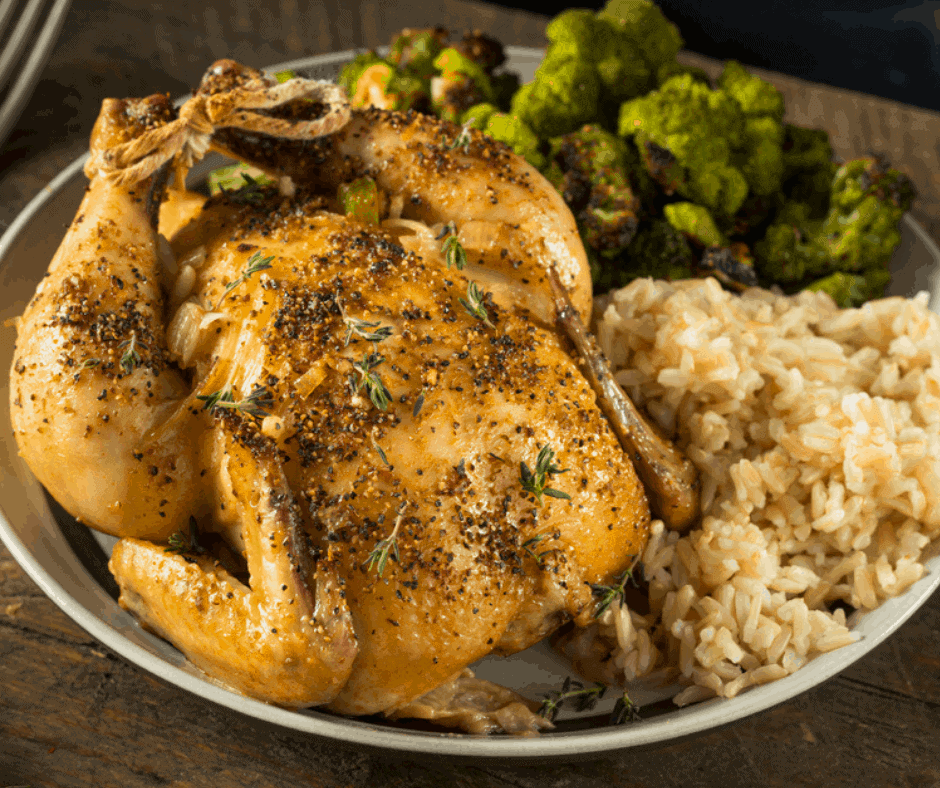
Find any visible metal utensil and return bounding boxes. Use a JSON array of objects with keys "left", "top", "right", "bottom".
[{"left": 0, "top": 0, "right": 70, "bottom": 150}]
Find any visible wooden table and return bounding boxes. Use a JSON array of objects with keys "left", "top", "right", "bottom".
[{"left": 1, "top": 2, "right": 939, "bottom": 786}]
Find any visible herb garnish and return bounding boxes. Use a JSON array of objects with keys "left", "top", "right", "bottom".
[
  {"left": 459, "top": 281, "right": 494, "bottom": 328},
  {"left": 522, "top": 533, "right": 560, "bottom": 565},
  {"left": 610, "top": 691, "right": 642, "bottom": 724},
  {"left": 79, "top": 358, "right": 101, "bottom": 370},
  {"left": 224, "top": 173, "right": 270, "bottom": 205},
  {"left": 440, "top": 229, "right": 468, "bottom": 271},
  {"left": 591, "top": 567, "right": 637, "bottom": 618},
  {"left": 196, "top": 384, "right": 273, "bottom": 418},
  {"left": 538, "top": 678, "right": 606, "bottom": 722},
  {"left": 165, "top": 517, "right": 207, "bottom": 557},
  {"left": 519, "top": 445, "right": 570, "bottom": 505},
  {"left": 412, "top": 390, "right": 425, "bottom": 418},
  {"left": 373, "top": 440, "right": 391, "bottom": 467},
  {"left": 352, "top": 352, "right": 392, "bottom": 411},
  {"left": 447, "top": 122, "right": 473, "bottom": 153},
  {"left": 343, "top": 314, "right": 393, "bottom": 346},
  {"left": 364, "top": 505, "right": 406, "bottom": 577},
  {"left": 214, "top": 251, "right": 274, "bottom": 309},
  {"left": 118, "top": 332, "right": 146, "bottom": 374}
]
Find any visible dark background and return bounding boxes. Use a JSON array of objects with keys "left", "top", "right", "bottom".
[{"left": 500, "top": 0, "right": 940, "bottom": 111}]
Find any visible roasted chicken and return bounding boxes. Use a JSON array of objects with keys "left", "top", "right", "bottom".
[{"left": 10, "top": 61, "right": 695, "bottom": 733}]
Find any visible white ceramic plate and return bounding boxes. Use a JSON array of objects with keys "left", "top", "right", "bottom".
[{"left": 1, "top": 48, "right": 939, "bottom": 759}]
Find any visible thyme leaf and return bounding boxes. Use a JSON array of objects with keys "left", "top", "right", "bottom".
[
  {"left": 538, "top": 678, "right": 606, "bottom": 722},
  {"left": 373, "top": 440, "right": 391, "bottom": 467},
  {"left": 459, "top": 281, "right": 494, "bottom": 328},
  {"left": 447, "top": 122, "right": 473, "bottom": 153},
  {"left": 412, "top": 390, "right": 426, "bottom": 418},
  {"left": 118, "top": 332, "right": 147, "bottom": 374},
  {"left": 197, "top": 384, "right": 273, "bottom": 418},
  {"left": 165, "top": 517, "right": 207, "bottom": 557},
  {"left": 352, "top": 352, "right": 392, "bottom": 411},
  {"left": 442, "top": 233, "right": 468, "bottom": 271},
  {"left": 591, "top": 567, "right": 637, "bottom": 618},
  {"left": 519, "top": 444, "right": 570, "bottom": 505},
  {"left": 610, "top": 691, "right": 642, "bottom": 725},
  {"left": 215, "top": 250, "right": 274, "bottom": 309},
  {"left": 79, "top": 358, "right": 101, "bottom": 370},
  {"left": 363, "top": 505, "right": 406, "bottom": 577},
  {"left": 343, "top": 314, "right": 393, "bottom": 346}
]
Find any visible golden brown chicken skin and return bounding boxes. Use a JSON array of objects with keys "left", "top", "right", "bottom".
[
  {"left": 10, "top": 64, "right": 653, "bottom": 731},
  {"left": 157, "top": 189, "right": 649, "bottom": 715}
]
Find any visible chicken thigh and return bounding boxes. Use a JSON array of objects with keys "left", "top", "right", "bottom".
[{"left": 10, "top": 61, "right": 658, "bottom": 732}]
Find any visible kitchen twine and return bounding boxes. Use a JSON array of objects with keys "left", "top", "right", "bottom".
[{"left": 84, "top": 63, "right": 351, "bottom": 186}]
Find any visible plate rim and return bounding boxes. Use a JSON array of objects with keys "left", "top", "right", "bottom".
[{"left": 1, "top": 47, "right": 939, "bottom": 759}]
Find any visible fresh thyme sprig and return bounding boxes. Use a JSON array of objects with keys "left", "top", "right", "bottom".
[
  {"left": 610, "top": 691, "right": 642, "bottom": 724},
  {"left": 352, "top": 352, "right": 392, "bottom": 411},
  {"left": 521, "top": 534, "right": 553, "bottom": 565},
  {"left": 78, "top": 357, "right": 101, "bottom": 370},
  {"left": 343, "top": 314, "right": 393, "bottom": 346},
  {"left": 373, "top": 439, "right": 391, "bottom": 467},
  {"left": 519, "top": 445, "right": 570, "bottom": 505},
  {"left": 459, "top": 281, "right": 494, "bottom": 328},
  {"left": 165, "top": 517, "right": 207, "bottom": 557},
  {"left": 118, "top": 332, "right": 146, "bottom": 374},
  {"left": 447, "top": 122, "right": 473, "bottom": 153},
  {"left": 196, "top": 384, "right": 273, "bottom": 418},
  {"left": 214, "top": 250, "right": 275, "bottom": 309},
  {"left": 591, "top": 567, "right": 637, "bottom": 618},
  {"left": 441, "top": 231, "right": 467, "bottom": 271},
  {"left": 538, "top": 678, "right": 606, "bottom": 722},
  {"left": 223, "top": 173, "right": 271, "bottom": 205},
  {"left": 363, "top": 505, "right": 406, "bottom": 577}
]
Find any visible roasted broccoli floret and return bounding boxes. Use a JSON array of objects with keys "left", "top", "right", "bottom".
[
  {"left": 697, "top": 244, "right": 759, "bottom": 290},
  {"left": 491, "top": 71, "right": 521, "bottom": 112},
  {"left": 619, "top": 73, "right": 748, "bottom": 215},
  {"left": 804, "top": 269, "right": 892, "bottom": 307},
  {"left": 756, "top": 155, "right": 915, "bottom": 294},
  {"left": 663, "top": 202, "right": 726, "bottom": 248},
  {"left": 598, "top": 0, "right": 683, "bottom": 77},
  {"left": 781, "top": 124, "right": 835, "bottom": 215},
  {"left": 612, "top": 219, "right": 697, "bottom": 287},
  {"left": 718, "top": 60, "right": 784, "bottom": 119},
  {"left": 656, "top": 61, "right": 710, "bottom": 87},
  {"left": 431, "top": 48, "right": 495, "bottom": 122},
  {"left": 454, "top": 30, "right": 506, "bottom": 73},
  {"left": 387, "top": 27, "right": 449, "bottom": 78},
  {"left": 819, "top": 155, "right": 915, "bottom": 271},
  {"left": 460, "top": 103, "right": 546, "bottom": 169},
  {"left": 511, "top": 51, "right": 600, "bottom": 139},
  {"left": 544, "top": 125, "right": 642, "bottom": 258}
]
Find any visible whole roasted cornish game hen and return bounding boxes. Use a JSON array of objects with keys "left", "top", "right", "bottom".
[{"left": 10, "top": 60, "right": 695, "bottom": 734}]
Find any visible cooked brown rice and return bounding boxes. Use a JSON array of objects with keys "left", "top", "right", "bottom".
[{"left": 587, "top": 277, "right": 940, "bottom": 705}]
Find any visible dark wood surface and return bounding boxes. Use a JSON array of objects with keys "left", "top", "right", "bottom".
[{"left": 1, "top": 2, "right": 939, "bottom": 786}]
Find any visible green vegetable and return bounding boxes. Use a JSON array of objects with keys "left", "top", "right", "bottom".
[
  {"left": 718, "top": 60, "right": 784, "bottom": 119},
  {"left": 619, "top": 74, "right": 749, "bottom": 215},
  {"left": 388, "top": 28, "right": 447, "bottom": 78},
  {"left": 598, "top": 0, "right": 683, "bottom": 76},
  {"left": 804, "top": 269, "right": 892, "bottom": 307},
  {"left": 460, "top": 103, "right": 546, "bottom": 169},
  {"left": 274, "top": 69, "right": 296, "bottom": 84},
  {"left": 339, "top": 176, "right": 379, "bottom": 224},
  {"left": 432, "top": 48, "right": 495, "bottom": 122},
  {"left": 591, "top": 219, "right": 696, "bottom": 291},
  {"left": 544, "top": 125, "right": 641, "bottom": 258},
  {"left": 663, "top": 202, "right": 726, "bottom": 248},
  {"left": 511, "top": 54, "right": 600, "bottom": 139},
  {"left": 208, "top": 163, "right": 273, "bottom": 196}
]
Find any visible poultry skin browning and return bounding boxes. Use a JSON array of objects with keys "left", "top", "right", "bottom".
[{"left": 10, "top": 61, "right": 652, "bottom": 732}]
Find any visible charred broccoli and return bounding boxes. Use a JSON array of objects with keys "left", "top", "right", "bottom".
[
  {"left": 511, "top": 51, "right": 600, "bottom": 138},
  {"left": 431, "top": 48, "right": 495, "bottom": 122},
  {"left": 337, "top": 51, "right": 386, "bottom": 96},
  {"left": 781, "top": 124, "right": 836, "bottom": 215},
  {"left": 387, "top": 27, "right": 448, "bottom": 78},
  {"left": 756, "top": 156, "right": 915, "bottom": 301},
  {"left": 604, "top": 219, "right": 696, "bottom": 289},
  {"left": 544, "top": 125, "right": 642, "bottom": 259}
]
